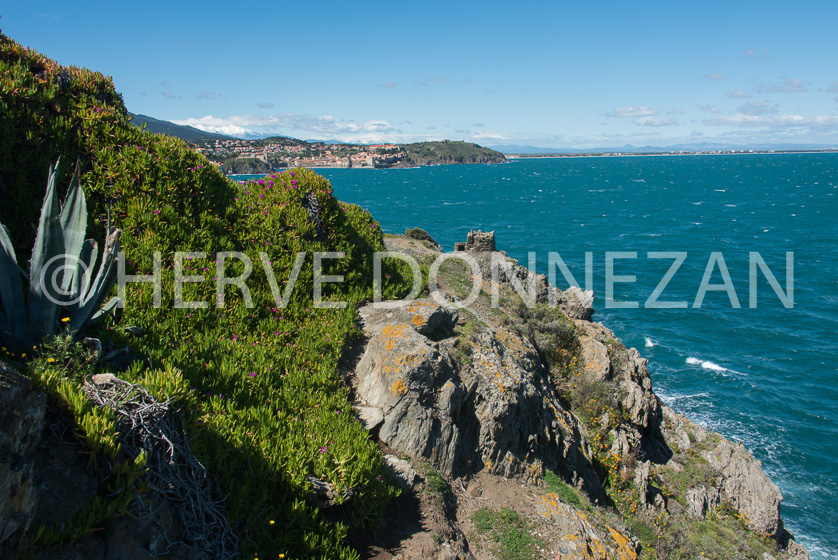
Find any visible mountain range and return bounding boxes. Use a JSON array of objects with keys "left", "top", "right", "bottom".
[
  {"left": 487, "top": 142, "right": 838, "bottom": 154},
  {"left": 128, "top": 114, "right": 837, "bottom": 155}
]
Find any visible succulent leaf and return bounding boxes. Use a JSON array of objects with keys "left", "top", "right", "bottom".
[
  {"left": 58, "top": 161, "right": 89, "bottom": 295},
  {"left": 70, "top": 239, "right": 98, "bottom": 313},
  {"left": 71, "top": 229, "right": 121, "bottom": 332},
  {"left": 0, "top": 223, "right": 27, "bottom": 347},
  {"left": 27, "top": 159, "right": 64, "bottom": 341}
]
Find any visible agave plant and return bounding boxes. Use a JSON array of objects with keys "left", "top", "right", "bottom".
[{"left": 0, "top": 158, "right": 121, "bottom": 353}]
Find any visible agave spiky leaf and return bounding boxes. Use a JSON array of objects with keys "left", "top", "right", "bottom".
[
  {"left": 0, "top": 223, "right": 26, "bottom": 347},
  {"left": 58, "top": 161, "right": 88, "bottom": 296},
  {"left": 27, "top": 159, "right": 65, "bottom": 341},
  {"left": 90, "top": 296, "right": 120, "bottom": 324},
  {"left": 70, "top": 228, "right": 121, "bottom": 332},
  {"left": 69, "top": 239, "right": 98, "bottom": 314}
]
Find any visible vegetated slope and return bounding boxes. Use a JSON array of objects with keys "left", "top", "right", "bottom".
[
  {"left": 401, "top": 140, "right": 507, "bottom": 165},
  {"left": 0, "top": 32, "right": 413, "bottom": 559},
  {"left": 130, "top": 113, "right": 232, "bottom": 141}
]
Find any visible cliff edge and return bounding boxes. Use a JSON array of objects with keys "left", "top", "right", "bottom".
[{"left": 345, "top": 232, "right": 809, "bottom": 560}]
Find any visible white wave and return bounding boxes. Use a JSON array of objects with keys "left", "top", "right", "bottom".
[
  {"left": 686, "top": 357, "right": 727, "bottom": 372},
  {"left": 659, "top": 392, "right": 711, "bottom": 403},
  {"left": 644, "top": 337, "right": 657, "bottom": 348}
]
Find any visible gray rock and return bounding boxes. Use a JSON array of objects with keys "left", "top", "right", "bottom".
[
  {"left": 687, "top": 485, "right": 721, "bottom": 519},
  {"left": 536, "top": 493, "right": 639, "bottom": 559},
  {"left": 356, "top": 406, "right": 385, "bottom": 432},
  {"left": 384, "top": 455, "right": 418, "bottom": 489},
  {"left": 0, "top": 362, "right": 46, "bottom": 559},
  {"left": 634, "top": 461, "right": 652, "bottom": 507},
  {"left": 555, "top": 286, "right": 595, "bottom": 321},
  {"left": 353, "top": 302, "right": 601, "bottom": 495},
  {"left": 705, "top": 440, "right": 784, "bottom": 537},
  {"left": 579, "top": 334, "right": 611, "bottom": 381},
  {"left": 360, "top": 298, "right": 458, "bottom": 337}
]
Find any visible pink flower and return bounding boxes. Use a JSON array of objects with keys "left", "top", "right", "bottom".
[
  {"left": 249, "top": 372, "right": 256, "bottom": 377},
  {"left": 319, "top": 446, "right": 327, "bottom": 454}
]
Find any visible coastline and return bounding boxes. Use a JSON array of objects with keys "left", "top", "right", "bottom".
[{"left": 508, "top": 149, "right": 838, "bottom": 159}]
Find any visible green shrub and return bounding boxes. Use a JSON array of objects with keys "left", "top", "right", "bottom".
[
  {"left": 471, "top": 507, "right": 544, "bottom": 560},
  {"left": 1, "top": 31, "right": 416, "bottom": 559},
  {"left": 404, "top": 227, "right": 438, "bottom": 246},
  {"left": 544, "top": 470, "right": 590, "bottom": 512},
  {"left": 424, "top": 466, "right": 449, "bottom": 495}
]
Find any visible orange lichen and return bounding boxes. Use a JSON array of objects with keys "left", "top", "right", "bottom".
[
  {"left": 391, "top": 378, "right": 408, "bottom": 396},
  {"left": 608, "top": 526, "right": 638, "bottom": 560},
  {"left": 381, "top": 323, "right": 411, "bottom": 350}
]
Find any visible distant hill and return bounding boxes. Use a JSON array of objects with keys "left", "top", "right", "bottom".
[
  {"left": 129, "top": 114, "right": 232, "bottom": 141},
  {"left": 401, "top": 140, "right": 507, "bottom": 165}
]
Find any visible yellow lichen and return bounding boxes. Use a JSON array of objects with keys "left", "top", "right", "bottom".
[{"left": 391, "top": 378, "right": 408, "bottom": 396}]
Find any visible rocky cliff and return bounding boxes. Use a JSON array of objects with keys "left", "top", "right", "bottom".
[{"left": 345, "top": 234, "right": 809, "bottom": 560}]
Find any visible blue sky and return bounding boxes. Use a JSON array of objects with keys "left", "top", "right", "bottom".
[{"left": 3, "top": 1, "right": 838, "bottom": 148}]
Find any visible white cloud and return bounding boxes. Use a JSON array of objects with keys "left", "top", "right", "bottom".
[
  {"left": 257, "top": 102, "right": 275, "bottom": 109},
  {"left": 705, "top": 113, "right": 838, "bottom": 129},
  {"left": 757, "top": 78, "right": 807, "bottom": 93},
  {"left": 667, "top": 108, "right": 685, "bottom": 115},
  {"left": 378, "top": 82, "right": 398, "bottom": 89},
  {"left": 607, "top": 106, "right": 659, "bottom": 118},
  {"left": 473, "top": 131, "right": 510, "bottom": 140},
  {"left": 726, "top": 90, "right": 751, "bottom": 99},
  {"left": 173, "top": 113, "right": 399, "bottom": 143},
  {"left": 428, "top": 76, "right": 449, "bottom": 84},
  {"left": 161, "top": 91, "right": 175, "bottom": 99},
  {"left": 698, "top": 104, "right": 722, "bottom": 114},
  {"left": 703, "top": 73, "right": 727, "bottom": 80},
  {"left": 634, "top": 117, "right": 679, "bottom": 127},
  {"left": 198, "top": 91, "right": 216, "bottom": 100},
  {"left": 738, "top": 101, "right": 777, "bottom": 116},
  {"left": 827, "top": 82, "right": 838, "bottom": 93}
]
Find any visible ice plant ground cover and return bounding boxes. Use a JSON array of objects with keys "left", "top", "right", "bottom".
[{"left": 1, "top": 32, "right": 415, "bottom": 558}]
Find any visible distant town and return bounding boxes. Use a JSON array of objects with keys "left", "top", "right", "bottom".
[
  {"left": 190, "top": 137, "right": 407, "bottom": 173},
  {"left": 508, "top": 147, "right": 838, "bottom": 159},
  {"left": 184, "top": 136, "right": 507, "bottom": 174}
]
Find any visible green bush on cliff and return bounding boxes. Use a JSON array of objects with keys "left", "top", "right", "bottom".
[{"left": 1, "top": 31, "right": 415, "bottom": 559}]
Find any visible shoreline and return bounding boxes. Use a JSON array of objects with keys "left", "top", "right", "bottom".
[{"left": 508, "top": 149, "right": 838, "bottom": 159}]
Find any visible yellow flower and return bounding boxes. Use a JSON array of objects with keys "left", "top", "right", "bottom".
[
  {"left": 269, "top": 520, "right": 275, "bottom": 525},
  {"left": 61, "top": 317, "right": 70, "bottom": 323},
  {"left": 21, "top": 353, "right": 26, "bottom": 358},
  {"left": 47, "top": 358, "right": 55, "bottom": 363}
]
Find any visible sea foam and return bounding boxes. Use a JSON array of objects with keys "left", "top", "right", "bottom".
[{"left": 686, "top": 357, "right": 727, "bottom": 372}]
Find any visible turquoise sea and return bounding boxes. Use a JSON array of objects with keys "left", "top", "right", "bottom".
[{"left": 237, "top": 153, "right": 838, "bottom": 558}]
